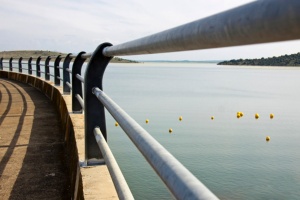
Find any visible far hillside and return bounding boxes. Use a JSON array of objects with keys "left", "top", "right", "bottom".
[
  {"left": 218, "top": 52, "right": 300, "bottom": 66},
  {"left": 0, "top": 50, "right": 138, "bottom": 63}
]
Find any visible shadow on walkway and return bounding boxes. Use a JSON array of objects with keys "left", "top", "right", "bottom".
[{"left": 0, "top": 79, "right": 70, "bottom": 199}]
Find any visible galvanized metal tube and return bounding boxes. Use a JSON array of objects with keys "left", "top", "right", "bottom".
[
  {"left": 70, "top": 53, "right": 92, "bottom": 59},
  {"left": 69, "top": 54, "right": 77, "bottom": 58},
  {"left": 92, "top": 87, "right": 219, "bottom": 200},
  {"left": 66, "top": 82, "right": 72, "bottom": 89},
  {"left": 81, "top": 52, "right": 92, "bottom": 59},
  {"left": 103, "top": 0, "right": 300, "bottom": 56},
  {"left": 66, "top": 68, "right": 72, "bottom": 73},
  {"left": 57, "top": 76, "right": 63, "bottom": 81},
  {"left": 75, "top": 94, "right": 84, "bottom": 109},
  {"left": 94, "top": 127, "right": 134, "bottom": 200},
  {"left": 76, "top": 74, "right": 84, "bottom": 83}
]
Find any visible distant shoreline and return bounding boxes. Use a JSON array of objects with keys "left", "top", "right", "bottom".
[{"left": 218, "top": 52, "right": 300, "bottom": 66}]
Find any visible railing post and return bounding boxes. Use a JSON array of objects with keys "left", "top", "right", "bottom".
[
  {"left": 9, "top": 57, "right": 13, "bottom": 71},
  {"left": 54, "top": 55, "right": 62, "bottom": 85},
  {"left": 28, "top": 57, "right": 32, "bottom": 75},
  {"left": 84, "top": 43, "right": 113, "bottom": 162},
  {"left": 72, "top": 52, "right": 86, "bottom": 112},
  {"left": 36, "top": 56, "right": 41, "bottom": 77},
  {"left": 63, "top": 54, "right": 72, "bottom": 94},
  {"left": 45, "top": 56, "right": 51, "bottom": 80},
  {"left": 0, "top": 58, "right": 3, "bottom": 70},
  {"left": 18, "top": 57, "right": 23, "bottom": 73}
]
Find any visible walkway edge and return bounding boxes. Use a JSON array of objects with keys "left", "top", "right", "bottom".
[{"left": 0, "top": 71, "right": 118, "bottom": 200}]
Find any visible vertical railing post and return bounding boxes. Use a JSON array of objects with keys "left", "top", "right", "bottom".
[
  {"left": 84, "top": 43, "right": 113, "bottom": 163},
  {"left": 0, "top": 58, "right": 3, "bottom": 70},
  {"left": 36, "top": 56, "right": 41, "bottom": 77},
  {"left": 54, "top": 55, "right": 62, "bottom": 85},
  {"left": 72, "top": 52, "right": 86, "bottom": 112},
  {"left": 45, "top": 56, "right": 51, "bottom": 80},
  {"left": 18, "top": 57, "right": 23, "bottom": 73},
  {"left": 28, "top": 57, "right": 32, "bottom": 75},
  {"left": 63, "top": 54, "right": 72, "bottom": 93},
  {"left": 9, "top": 57, "right": 13, "bottom": 71}
]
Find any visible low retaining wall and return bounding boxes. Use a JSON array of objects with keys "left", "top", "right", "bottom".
[{"left": 0, "top": 71, "right": 118, "bottom": 200}]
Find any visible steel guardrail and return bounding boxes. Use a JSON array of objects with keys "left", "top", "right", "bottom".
[{"left": 103, "top": 0, "right": 300, "bottom": 57}]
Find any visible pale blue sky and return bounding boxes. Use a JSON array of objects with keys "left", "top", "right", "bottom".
[{"left": 0, "top": 0, "right": 299, "bottom": 61}]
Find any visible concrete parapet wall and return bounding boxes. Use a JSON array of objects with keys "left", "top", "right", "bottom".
[{"left": 0, "top": 71, "right": 118, "bottom": 199}]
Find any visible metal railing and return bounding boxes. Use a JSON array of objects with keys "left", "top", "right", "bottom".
[{"left": 1, "top": 0, "right": 300, "bottom": 199}]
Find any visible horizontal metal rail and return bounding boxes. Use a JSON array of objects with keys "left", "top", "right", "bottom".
[
  {"left": 76, "top": 74, "right": 84, "bottom": 83},
  {"left": 94, "top": 128, "right": 134, "bottom": 200},
  {"left": 66, "top": 68, "right": 72, "bottom": 73},
  {"left": 92, "top": 87, "right": 219, "bottom": 200},
  {"left": 70, "top": 53, "right": 92, "bottom": 59},
  {"left": 57, "top": 66, "right": 63, "bottom": 69},
  {"left": 75, "top": 94, "right": 84, "bottom": 109},
  {"left": 57, "top": 76, "right": 63, "bottom": 81},
  {"left": 103, "top": 0, "right": 300, "bottom": 56},
  {"left": 66, "top": 82, "right": 72, "bottom": 89},
  {"left": 48, "top": 73, "right": 55, "bottom": 77}
]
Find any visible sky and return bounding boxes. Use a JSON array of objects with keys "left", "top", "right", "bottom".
[{"left": 0, "top": 0, "right": 300, "bottom": 61}]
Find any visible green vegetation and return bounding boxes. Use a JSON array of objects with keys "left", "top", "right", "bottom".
[
  {"left": 218, "top": 52, "right": 300, "bottom": 66},
  {"left": 0, "top": 50, "right": 138, "bottom": 63}
]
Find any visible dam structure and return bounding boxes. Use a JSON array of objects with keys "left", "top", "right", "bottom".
[{"left": 0, "top": 0, "right": 299, "bottom": 199}]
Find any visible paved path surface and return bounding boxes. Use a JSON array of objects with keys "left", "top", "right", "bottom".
[{"left": 0, "top": 78, "right": 70, "bottom": 199}]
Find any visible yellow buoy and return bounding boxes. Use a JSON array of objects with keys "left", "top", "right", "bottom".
[
  {"left": 266, "top": 136, "right": 270, "bottom": 141},
  {"left": 237, "top": 112, "right": 243, "bottom": 118},
  {"left": 255, "top": 113, "right": 259, "bottom": 119},
  {"left": 270, "top": 113, "right": 274, "bottom": 119},
  {"left": 169, "top": 128, "right": 173, "bottom": 133},
  {"left": 211, "top": 116, "right": 214, "bottom": 120},
  {"left": 145, "top": 119, "right": 149, "bottom": 124},
  {"left": 115, "top": 122, "right": 119, "bottom": 127},
  {"left": 179, "top": 116, "right": 183, "bottom": 121}
]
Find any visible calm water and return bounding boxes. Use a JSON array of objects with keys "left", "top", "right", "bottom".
[
  {"left": 6, "top": 61, "right": 300, "bottom": 199},
  {"left": 102, "top": 62, "right": 300, "bottom": 200}
]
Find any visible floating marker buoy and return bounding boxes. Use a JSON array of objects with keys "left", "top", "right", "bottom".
[
  {"left": 145, "top": 119, "right": 149, "bottom": 124},
  {"left": 270, "top": 113, "right": 274, "bottom": 119},
  {"left": 169, "top": 128, "right": 173, "bottom": 133},
  {"left": 179, "top": 116, "right": 183, "bottom": 121},
  {"left": 237, "top": 112, "right": 243, "bottom": 118},
  {"left": 115, "top": 122, "right": 119, "bottom": 127},
  {"left": 255, "top": 113, "right": 259, "bottom": 119},
  {"left": 211, "top": 116, "right": 214, "bottom": 120},
  {"left": 266, "top": 136, "right": 270, "bottom": 141}
]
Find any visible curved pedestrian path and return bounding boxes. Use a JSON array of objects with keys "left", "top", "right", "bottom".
[{"left": 0, "top": 78, "right": 70, "bottom": 199}]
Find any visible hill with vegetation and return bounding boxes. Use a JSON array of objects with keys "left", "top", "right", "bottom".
[
  {"left": 218, "top": 52, "right": 300, "bottom": 66},
  {"left": 0, "top": 50, "right": 138, "bottom": 63}
]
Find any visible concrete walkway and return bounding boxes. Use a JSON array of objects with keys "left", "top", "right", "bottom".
[{"left": 0, "top": 78, "right": 70, "bottom": 199}]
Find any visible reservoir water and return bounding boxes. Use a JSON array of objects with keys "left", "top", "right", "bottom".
[
  {"left": 102, "top": 62, "right": 300, "bottom": 199},
  {"left": 6, "top": 61, "right": 300, "bottom": 199}
]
